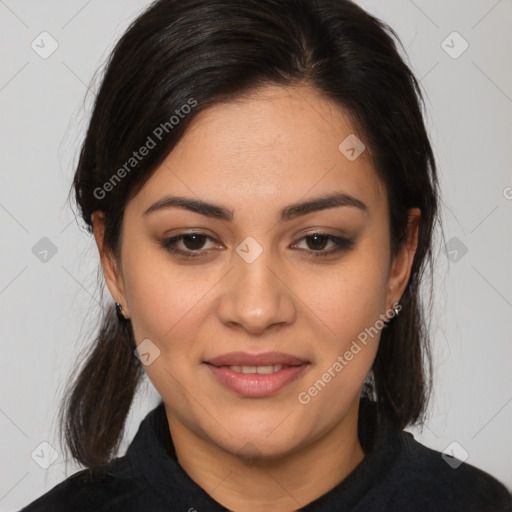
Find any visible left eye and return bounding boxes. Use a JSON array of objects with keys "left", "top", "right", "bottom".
[
  {"left": 291, "top": 233, "right": 355, "bottom": 257},
  {"left": 293, "top": 233, "right": 343, "bottom": 252},
  {"left": 160, "top": 232, "right": 354, "bottom": 259}
]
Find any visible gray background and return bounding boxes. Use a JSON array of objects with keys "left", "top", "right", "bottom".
[{"left": 1, "top": 0, "right": 511, "bottom": 509}]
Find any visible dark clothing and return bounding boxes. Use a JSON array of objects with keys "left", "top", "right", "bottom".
[{"left": 21, "top": 399, "right": 511, "bottom": 511}]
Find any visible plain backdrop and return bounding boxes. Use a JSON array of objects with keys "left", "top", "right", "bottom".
[{"left": 1, "top": 1, "right": 511, "bottom": 510}]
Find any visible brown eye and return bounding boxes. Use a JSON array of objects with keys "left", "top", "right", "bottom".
[
  {"left": 181, "top": 234, "right": 208, "bottom": 250},
  {"left": 292, "top": 233, "right": 355, "bottom": 258},
  {"left": 160, "top": 233, "right": 219, "bottom": 258},
  {"left": 305, "top": 234, "right": 330, "bottom": 251}
]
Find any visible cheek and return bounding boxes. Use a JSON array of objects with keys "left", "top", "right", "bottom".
[
  {"left": 122, "top": 254, "right": 211, "bottom": 404},
  {"left": 309, "top": 248, "right": 390, "bottom": 338},
  {"left": 297, "top": 274, "right": 385, "bottom": 418},
  {"left": 122, "top": 260, "right": 231, "bottom": 411},
  {"left": 299, "top": 242, "right": 390, "bottom": 394},
  {"left": 122, "top": 241, "right": 210, "bottom": 339}
]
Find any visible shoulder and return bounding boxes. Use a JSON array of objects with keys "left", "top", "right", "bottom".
[
  {"left": 19, "top": 456, "right": 151, "bottom": 512},
  {"left": 382, "top": 431, "right": 512, "bottom": 512}
]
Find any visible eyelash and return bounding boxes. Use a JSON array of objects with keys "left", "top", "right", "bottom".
[{"left": 159, "top": 232, "right": 355, "bottom": 259}]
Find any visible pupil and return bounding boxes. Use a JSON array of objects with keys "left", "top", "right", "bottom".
[
  {"left": 184, "top": 234, "right": 206, "bottom": 250},
  {"left": 308, "top": 234, "right": 327, "bottom": 250}
]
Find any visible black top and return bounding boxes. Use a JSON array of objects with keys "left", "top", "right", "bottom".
[{"left": 21, "top": 398, "right": 511, "bottom": 511}]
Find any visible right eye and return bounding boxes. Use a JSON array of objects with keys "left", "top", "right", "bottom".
[{"left": 160, "top": 233, "right": 221, "bottom": 258}]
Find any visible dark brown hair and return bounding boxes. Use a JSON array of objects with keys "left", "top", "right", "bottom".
[{"left": 61, "top": 0, "right": 440, "bottom": 469}]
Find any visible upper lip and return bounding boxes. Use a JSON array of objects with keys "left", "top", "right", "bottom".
[{"left": 205, "top": 351, "right": 308, "bottom": 367}]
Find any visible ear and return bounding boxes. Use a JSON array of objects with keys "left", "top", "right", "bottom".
[
  {"left": 386, "top": 207, "right": 421, "bottom": 308},
  {"left": 91, "top": 210, "right": 129, "bottom": 317}
]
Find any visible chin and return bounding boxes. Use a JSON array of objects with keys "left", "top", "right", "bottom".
[{"left": 210, "top": 419, "right": 306, "bottom": 461}]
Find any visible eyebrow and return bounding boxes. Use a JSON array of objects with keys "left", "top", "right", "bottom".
[{"left": 143, "top": 191, "right": 367, "bottom": 221}]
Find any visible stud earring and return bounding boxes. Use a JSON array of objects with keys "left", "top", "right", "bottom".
[
  {"left": 383, "top": 302, "right": 401, "bottom": 328},
  {"left": 115, "top": 302, "right": 128, "bottom": 321}
]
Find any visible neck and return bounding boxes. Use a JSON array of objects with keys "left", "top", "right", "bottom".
[{"left": 166, "top": 400, "right": 366, "bottom": 512}]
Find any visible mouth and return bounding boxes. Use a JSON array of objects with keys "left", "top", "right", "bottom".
[
  {"left": 204, "top": 352, "right": 310, "bottom": 397},
  {"left": 214, "top": 364, "right": 294, "bottom": 374},
  {"left": 205, "top": 351, "right": 308, "bottom": 367}
]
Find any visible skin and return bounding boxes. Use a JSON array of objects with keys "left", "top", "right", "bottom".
[{"left": 92, "top": 83, "right": 420, "bottom": 512}]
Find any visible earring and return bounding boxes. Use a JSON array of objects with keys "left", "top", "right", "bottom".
[
  {"left": 115, "top": 302, "right": 128, "bottom": 321},
  {"left": 383, "top": 302, "right": 401, "bottom": 328}
]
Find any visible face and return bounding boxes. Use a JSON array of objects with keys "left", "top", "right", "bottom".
[{"left": 93, "top": 84, "right": 419, "bottom": 460}]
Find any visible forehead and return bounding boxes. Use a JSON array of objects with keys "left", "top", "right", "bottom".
[{"left": 128, "top": 84, "right": 387, "bottom": 219}]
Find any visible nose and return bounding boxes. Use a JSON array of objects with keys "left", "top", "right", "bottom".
[{"left": 216, "top": 245, "right": 297, "bottom": 335}]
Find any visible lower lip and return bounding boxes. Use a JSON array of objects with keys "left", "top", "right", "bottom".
[{"left": 206, "top": 363, "right": 309, "bottom": 397}]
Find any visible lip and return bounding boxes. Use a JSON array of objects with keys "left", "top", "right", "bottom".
[
  {"left": 206, "top": 351, "right": 308, "bottom": 367},
  {"left": 204, "top": 351, "right": 310, "bottom": 397}
]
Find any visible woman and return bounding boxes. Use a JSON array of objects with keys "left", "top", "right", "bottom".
[{"left": 21, "top": 0, "right": 511, "bottom": 510}]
